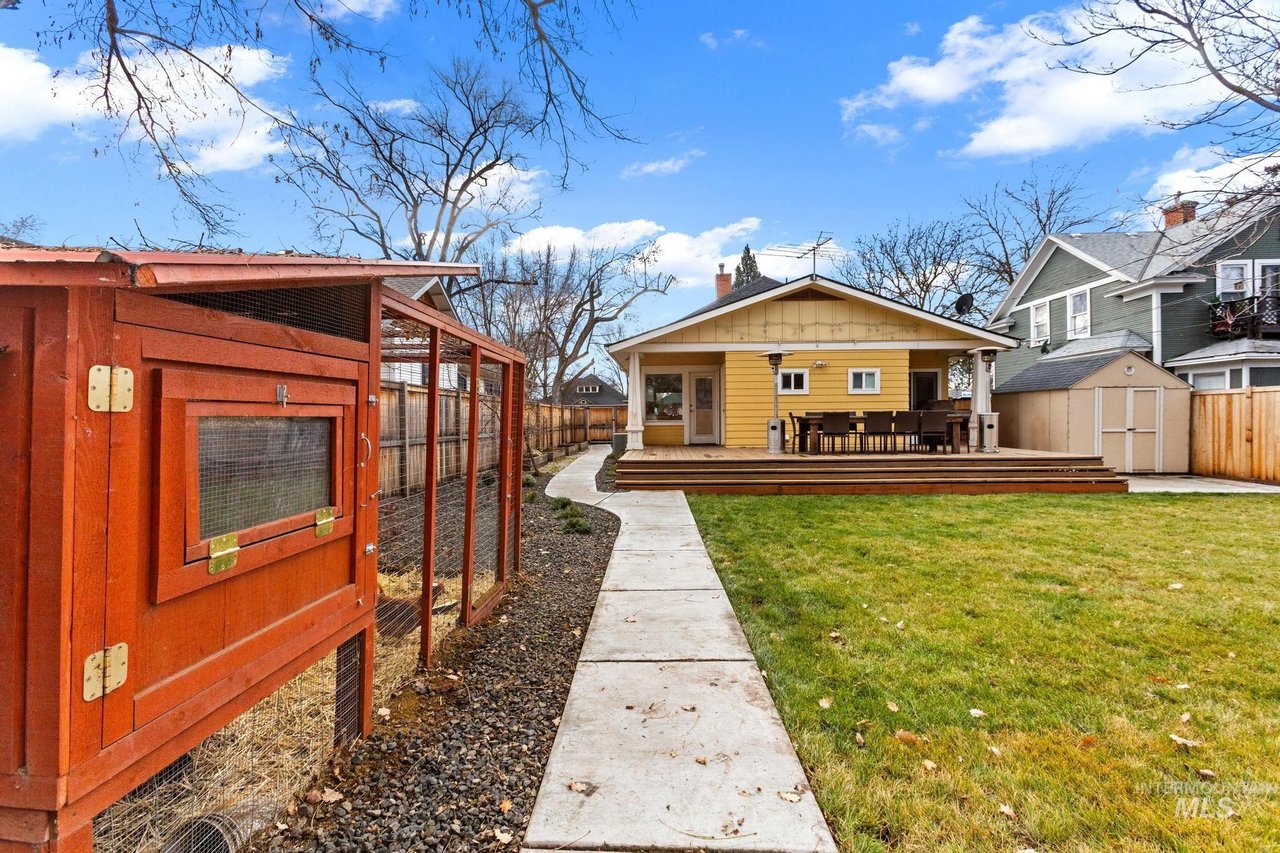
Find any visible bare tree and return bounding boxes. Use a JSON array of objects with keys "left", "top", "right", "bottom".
[
  {"left": 455, "top": 241, "right": 673, "bottom": 400},
  {"left": 33, "top": 0, "right": 631, "bottom": 234},
  {"left": 835, "top": 219, "right": 996, "bottom": 317},
  {"left": 1056, "top": 0, "right": 1280, "bottom": 206},
  {"left": 277, "top": 59, "right": 540, "bottom": 292},
  {"left": 964, "top": 164, "right": 1117, "bottom": 290},
  {"left": 0, "top": 215, "right": 43, "bottom": 244}
]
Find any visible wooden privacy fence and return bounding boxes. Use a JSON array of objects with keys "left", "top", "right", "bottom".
[
  {"left": 524, "top": 403, "right": 630, "bottom": 449},
  {"left": 1190, "top": 388, "right": 1280, "bottom": 483},
  {"left": 379, "top": 382, "right": 506, "bottom": 497}
]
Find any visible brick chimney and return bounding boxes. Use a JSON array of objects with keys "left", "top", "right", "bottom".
[
  {"left": 715, "top": 262, "right": 732, "bottom": 299},
  {"left": 1163, "top": 194, "right": 1199, "bottom": 228}
]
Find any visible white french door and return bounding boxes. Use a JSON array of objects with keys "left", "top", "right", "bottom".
[{"left": 688, "top": 371, "right": 719, "bottom": 444}]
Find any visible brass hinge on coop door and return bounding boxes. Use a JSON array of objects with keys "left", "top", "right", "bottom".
[
  {"left": 83, "top": 642, "right": 129, "bottom": 701},
  {"left": 87, "top": 365, "right": 134, "bottom": 412}
]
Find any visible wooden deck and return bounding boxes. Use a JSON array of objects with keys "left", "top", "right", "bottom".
[{"left": 617, "top": 446, "right": 1128, "bottom": 495}]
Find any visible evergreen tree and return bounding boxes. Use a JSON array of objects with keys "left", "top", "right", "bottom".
[{"left": 732, "top": 244, "right": 761, "bottom": 288}]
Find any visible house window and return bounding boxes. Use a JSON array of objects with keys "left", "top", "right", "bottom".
[
  {"left": 1217, "top": 261, "right": 1252, "bottom": 299},
  {"left": 777, "top": 368, "right": 809, "bottom": 395},
  {"left": 1230, "top": 368, "right": 1244, "bottom": 389},
  {"left": 1067, "top": 290, "right": 1090, "bottom": 339},
  {"left": 1029, "top": 302, "right": 1050, "bottom": 344},
  {"left": 644, "top": 373, "right": 683, "bottom": 422},
  {"left": 576, "top": 384, "right": 600, "bottom": 394},
  {"left": 1191, "top": 371, "right": 1227, "bottom": 390},
  {"left": 848, "top": 368, "right": 880, "bottom": 394}
]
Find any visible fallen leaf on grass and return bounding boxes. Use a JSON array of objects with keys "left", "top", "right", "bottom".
[
  {"left": 1197, "top": 769, "right": 1217, "bottom": 779},
  {"left": 1170, "top": 733, "right": 1203, "bottom": 748},
  {"left": 1148, "top": 675, "right": 1170, "bottom": 684},
  {"left": 494, "top": 828, "right": 513, "bottom": 844},
  {"left": 922, "top": 759, "right": 938, "bottom": 771},
  {"left": 969, "top": 708, "right": 986, "bottom": 718},
  {"left": 895, "top": 620, "right": 905, "bottom": 630},
  {"left": 1180, "top": 712, "right": 1191, "bottom": 723},
  {"left": 988, "top": 746, "right": 1002, "bottom": 757},
  {"left": 1228, "top": 651, "right": 1237, "bottom": 659},
  {"left": 1176, "top": 683, "right": 1190, "bottom": 690},
  {"left": 818, "top": 697, "right": 833, "bottom": 710},
  {"left": 855, "top": 732, "right": 865, "bottom": 748},
  {"left": 999, "top": 803, "right": 1017, "bottom": 820},
  {"left": 886, "top": 701, "right": 899, "bottom": 713},
  {"left": 500, "top": 799, "right": 512, "bottom": 813},
  {"left": 829, "top": 630, "right": 842, "bottom": 640},
  {"left": 1079, "top": 734, "right": 1098, "bottom": 748},
  {"left": 320, "top": 788, "right": 343, "bottom": 804},
  {"left": 1168, "top": 582, "right": 1184, "bottom": 590},
  {"left": 895, "top": 729, "right": 922, "bottom": 746}
]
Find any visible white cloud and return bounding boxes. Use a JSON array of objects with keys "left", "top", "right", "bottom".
[
  {"left": 370, "top": 97, "right": 419, "bottom": 115},
  {"left": 0, "top": 42, "right": 289, "bottom": 173},
  {"left": 699, "top": 28, "right": 763, "bottom": 51},
  {"left": 699, "top": 32, "right": 719, "bottom": 50},
  {"left": 507, "top": 217, "right": 769, "bottom": 289},
  {"left": 1148, "top": 145, "right": 1280, "bottom": 205},
  {"left": 620, "top": 149, "right": 706, "bottom": 179},
  {"left": 840, "top": 9, "right": 1223, "bottom": 158},
  {"left": 317, "top": 0, "right": 398, "bottom": 21},
  {"left": 904, "top": 21, "right": 922, "bottom": 37},
  {"left": 855, "top": 123, "right": 904, "bottom": 146}
]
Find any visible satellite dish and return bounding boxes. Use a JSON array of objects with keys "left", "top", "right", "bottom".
[{"left": 954, "top": 293, "right": 975, "bottom": 316}]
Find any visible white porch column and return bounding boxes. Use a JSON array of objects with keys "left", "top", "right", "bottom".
[
  {"left": 626, "top": 350, "right": 645, "bottom": 450},
  {"left": 968, "top": 349, "right": 994, "bottom": 449}
]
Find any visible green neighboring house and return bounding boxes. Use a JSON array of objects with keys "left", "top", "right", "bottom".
[{"left": 988, "top": 200, "right": 1280, "bottom": 391}]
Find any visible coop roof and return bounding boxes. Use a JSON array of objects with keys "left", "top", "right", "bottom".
[{"left": 0, "top": 247, "right": 479, "bottom": 292}]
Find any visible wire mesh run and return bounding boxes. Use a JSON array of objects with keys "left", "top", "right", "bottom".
[
  {"left": 430, "top": 332, "right": 473, "bottom": 648},
  {"left": 162, "top": 284, "right": 371, "bottom": 343},
  {"left": 92, "top": 652, "right": 339, "bottom": 853},
  {"left": 469, "top": 356, "right": 507, "bottom": 612}
]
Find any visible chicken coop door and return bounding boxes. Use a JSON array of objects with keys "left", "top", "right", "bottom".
[{"left": 99, "top": 310, "right": 373, "bottom": 748}]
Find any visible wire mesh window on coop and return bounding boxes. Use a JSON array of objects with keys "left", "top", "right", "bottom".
[{"left": 375, "top": 302, "right": 524, "bottom": 701}]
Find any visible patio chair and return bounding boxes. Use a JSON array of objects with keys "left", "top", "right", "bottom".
[
  {"left": 920, "top": 410, "right": 950, "bottom": 453},
  {"left": 862, "top": 410, "right": 894, "bottom": 453},
  {"left": 821, "top": 411, "right": 852, "bottom": 454},
  {"left": 893, "top": 410, "right": 922, "bottom": 452},
  {"left": 788, "top": 412, "right": 804, "bottom": 454}
]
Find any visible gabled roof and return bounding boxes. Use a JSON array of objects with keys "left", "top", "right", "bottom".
[
  {"left": 676, "top": 275, "right": 784, "bottom": 322},
  {"left": 989, "top": 203, "right": 1280, "bottom": 325},
  {"left": 560, "top": 372, "right": 627, "bottom": 406},
  {"left": 610, "top": 274, "right": 1017, "bottom": 353},
  {"left": 994, "top": 351, "right": 1132, "bottom": 393}
]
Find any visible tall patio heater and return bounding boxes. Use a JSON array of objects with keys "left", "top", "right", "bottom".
[{"left": 758, "top": 347, "right": 793, "bottom": 454}]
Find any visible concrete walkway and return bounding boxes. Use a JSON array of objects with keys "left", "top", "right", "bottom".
[
  {"left": 1128, "top": 474, "right": 1280, "bottom": 494},
  {"left": 524, "top": 446, "right": 836, "bottom": 853}
]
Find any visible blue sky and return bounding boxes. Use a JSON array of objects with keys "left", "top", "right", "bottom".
[{"left": 0, "top": 0, "right": 1238, "bottom": 323}]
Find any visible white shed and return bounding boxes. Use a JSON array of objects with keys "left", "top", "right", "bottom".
[{"left": 993, "top": 350, "right": 1191, "bottom": 473}]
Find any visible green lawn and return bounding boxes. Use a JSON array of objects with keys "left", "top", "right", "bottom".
[{"left": 687, "top": 493, "right": 1280, "bottom": 852}]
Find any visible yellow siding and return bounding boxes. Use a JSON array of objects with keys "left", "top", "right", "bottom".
[
  {"left": 722, "top": 350, "right": 910, "bottom": 447},
  {"left": 649, "top": 290, "right": 960, "bottom": 346},
  {"left": 640, "top": 351, "right": 722, "bottom": 366},
  {"left": 642, "top": 424, "right": 685, "bottom": 445},
  {"left": 909, "top": 350, "right": 951, "bottom": 373}
]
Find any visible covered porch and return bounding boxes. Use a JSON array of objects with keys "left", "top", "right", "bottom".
[{"left": 616, "top": 445, "right": 1128, "bottom": 494}]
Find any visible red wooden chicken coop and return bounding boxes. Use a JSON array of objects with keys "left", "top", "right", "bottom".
[{"left": 0, "top": 249, "right": 524, "bottom": 851}]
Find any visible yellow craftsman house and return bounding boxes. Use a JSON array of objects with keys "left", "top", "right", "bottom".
[{"left": 609, "top": 270, "right": 1017, "bottom": 449}]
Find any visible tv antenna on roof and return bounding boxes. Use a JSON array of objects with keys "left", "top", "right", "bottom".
[{"left": 757, "top": 231, "right": 844, "bottom": 280}]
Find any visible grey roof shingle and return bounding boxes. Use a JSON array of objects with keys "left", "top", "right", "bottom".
[
  {"left": 994, "top": 351, "right": 1130, "bottom": 393},
  {"left": 676, "top": 275, "right": 785, "bottom": 322},
  {"left": 1042, "top": 329, "right": 1151, "bottom": 360},
  {"left": 1164, "top": 338, "right": 1280, "bottom": 365}
]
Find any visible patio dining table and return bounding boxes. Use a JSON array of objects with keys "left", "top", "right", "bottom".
[{"left": 796, "top": 412, "right": 969, "bottom": 455}]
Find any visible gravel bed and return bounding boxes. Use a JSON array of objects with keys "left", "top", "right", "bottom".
[
  {"left": 264, "top": 465, "right": 617, "bottom": 853},
  {"left": 594, "top": 451, "right": 621, "bottom": 493}
]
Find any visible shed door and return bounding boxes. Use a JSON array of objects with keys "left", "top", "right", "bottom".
[
  {"left": 1096, "top": 387, "right": 1162, "bottom": 473},
  {"left": 101, "top": 317, "right": 371, "bottom": 747}
]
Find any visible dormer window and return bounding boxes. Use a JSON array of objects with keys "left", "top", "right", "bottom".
[
  {"left": 575, "top": 384, "right": 600, "bottom": 394},
  {"left": 1217, "top": 260, "right": 1252, "bottom": 300}
]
